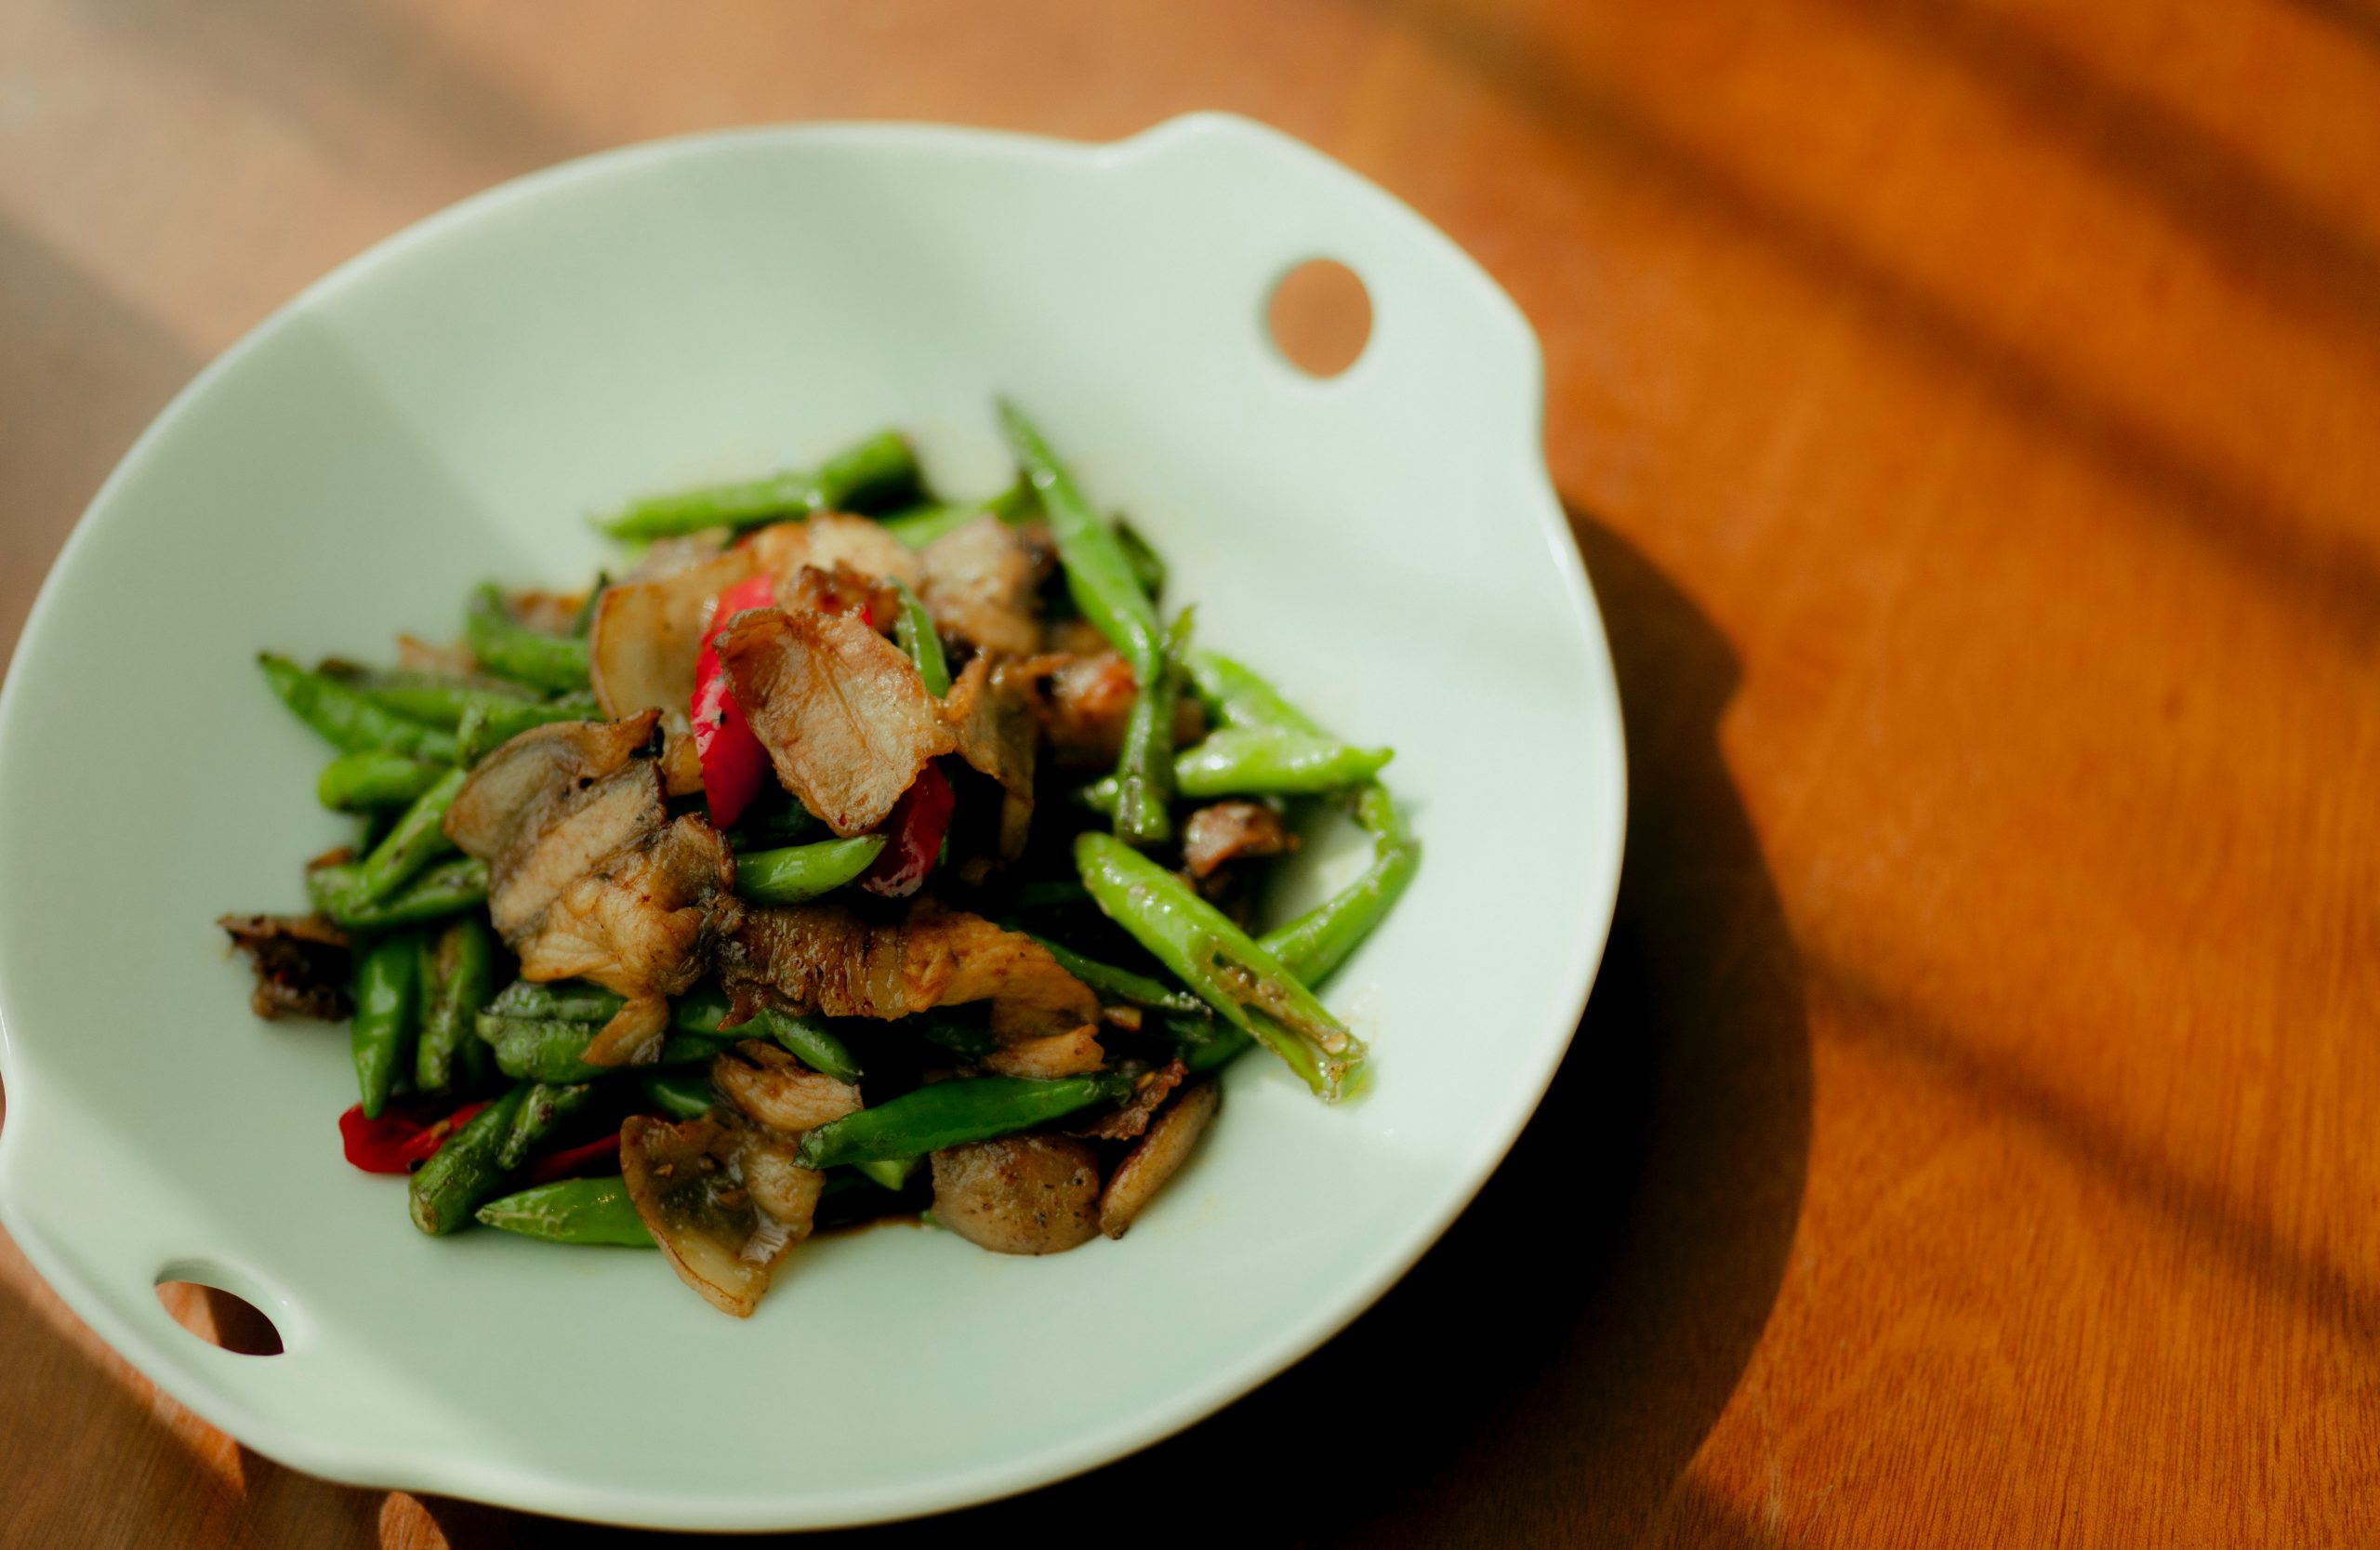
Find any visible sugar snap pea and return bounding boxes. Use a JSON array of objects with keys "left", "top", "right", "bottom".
[
  {"left": 258, "top": 653, "right": 457, "bottom": 762},
  {"left": 408, "top": 1084, "right": 529, "bottom": 1235},
  {"left": 350, "top": 932, "right": 421, "bottom": 1119},
  {"left": 464, "top": 584, "right": 590, "bottom": 694},
  {"left": 597, "top": 430, "right": 921, "bottom": 540},
  {"left": 474, "top": 1175, "right": 653, "bottom": 1247},
  {"left": 795, "top": 1074, "right": 1132, "bottom": 1169},
  {"left": 316, "top": 750, "right": 442, "bottom": 812}
]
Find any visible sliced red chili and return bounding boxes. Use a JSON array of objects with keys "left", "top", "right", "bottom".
[
  {"left": 339, "top": 1097, "right": 492, "bottom": 1175},
  {"left": 856, "top": 761, "right": 956, "bottom": 898}
]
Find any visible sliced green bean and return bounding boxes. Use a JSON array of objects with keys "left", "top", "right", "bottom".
[
  {"left": 464, "top": 584, "right": 590, "bottom": 694},
  {"left": 475, "top": 1175, "right": 653, "bottom": 1247},
  {"left": 309, "top": 857, "right": 488, "bottom": 932},
  {"left": 796, "top": 1074, "right": 1132, "bottom": 1169},
  {"left": 597, "top": 430, "right": 921, "bottom": 540},
  {"left": 998, "top": 401, "right": 1159, "bottom": 677},
  {"left": 1029, "top": 934, "right": 1206, "bottom": 1014},
  {"left": 350, "top": 669, "right": 541, "bottom": 728},
  {"left": 1258, "top": 784, "right": 1421, "bottom": 987},
  {"left": 409, "top": 1084, "right": 529, "bottom": 1235},
  {"left": 853, "top": 1157, "right": 919, "bottom": 1191},
  {"left": 736, "top": 836, "right": 886, "bottom": 905},
  {"left": 1075, "top": 832, "right": 1364, "bottom": 1101},
  {"left": 1112, "top": 518, "right": 1167, "bottom": 602},
  {"left": 1115, "top": 609, "right": 1193, "bottom": 845},
  {"left": 334, "top": 766, "right": 465, "bottom": 910},
  {"left": 891, "top": 579, "right": 950, "bottom": 696},
  {"left": 1078, "top": 728, "right": 1394, "bottom": 812},
  {"left": 477, "top": 1014, "right": 610, "bottom": 1083},
  {"left": 350, "top": 932, "right": 421, "bottom": 1119},
  {"left": 1177, "top": 1020, "right": 1256, "bottom": 1075},
  {"left": 258, "top": 653, "right": 457, "bottom": 762},
  {"left": 497, "top": 1080, "right": 600, "bottom": 1171},
  {"left": 640, "top": 1071, "right": 714, "bottom": 1121},
  {"left": 416, "top": 913, "right": 496, "bottom": 1093},
  {"left": 316, "top": 751, "right": 443, "bottom": 813},
  {"left": 1185, "top": 650, "right": 1329, "bottom": 736},
  {"left": 724, "top": 799, "right": 823, "bottom": 852},
  {"left": 454, "top": 691, "right": 603, "bottom": 766},
  {"left": 672, "top": 985, "right": 860, "bottom": 1084},
  {"left": 488, "top": 979, "right": 623, "bottom": 1023},
  {"left": 875, "top": 477, "right": 1036, "bottom": 548}
]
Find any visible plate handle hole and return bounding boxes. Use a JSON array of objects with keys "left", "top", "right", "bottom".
[
  {"left": 1265, "top": 258, "right": 1372, "bottom": 378},
  {"left": 155, "top": 1266, "right": 283, "bottom": 1357}
]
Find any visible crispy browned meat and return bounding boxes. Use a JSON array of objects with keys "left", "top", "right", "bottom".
[
  {"left": 941, "top": 655, "right": 1039, "bottom": 859},
  {"left": 587, "top": 547, "right": 755, "bottom": 727},
  {"left": 1037, "top": 651, "right": 1206, "bottom": 768},
  {"left": 1099, "top": 1080, "right": 1220, "bottom": 1239},
  {"left": 1071, "top": 1057, "right": 1189, "bottom": 1141},
  {"left": 622, "top": 1113, "right": 823, "bottom": 1318},
  {"left": 1181, "top": 801, "right": 1298, "bottom": 880},
  {"left": 218, "top": 913, "right": 352, "bottom": 1021},
  {"left": 929, "top": 1134, "right": 1103, "bottom": 1255},
  {"left": 718, "top": 897, "right": 1100, "bottom": 1040},
  {"left": 981, "top": 1027, "right": 1106, "bottom": 1079},
  {"left": 714, "top": 606, "right": 957, "bottom": 836},
  {"left": 747, "top": 512, "right": 920, "bottom": 595},
  {"left": 780, "top": 563, "right": 900, "bottom": 633},
  {"left": 713, "top": 1040, "right": 864, "bottom": 1133},
  {"left": 919, "top": 513, "right": 1045, "bottom": 656}
]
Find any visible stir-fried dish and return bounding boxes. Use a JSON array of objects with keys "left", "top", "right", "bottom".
[{"left": 219, "top": 404, "right": 1417, "bottom": 1318}]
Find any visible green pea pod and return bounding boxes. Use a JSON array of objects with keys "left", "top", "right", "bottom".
[
  {"left": 672, "top": 985, "right": 861, "bottom": 1084},
  {"left": 1184, "top": 651, "right": 1329, "bottom": 735},
  {"left": 496, "top": 1080, "right": 601, "bottom": 1171},
  {"left": 409, "top": 1085, "right": 530, "bottom": 1235},
  {"left": 416, "top": 913, "right": 496, "bottom": 1093},
  {"left": 1115, "top": 608, "right": 1194, "bottom": 845},
  {"left": 796, "top": 1074, "right": 1133, "bottom": 1169},
  {"left": 1258, "top": 784, "right": 1420, "bottom": 987},
  {"left": 1077, "top": 731, "right": 1393, "bottom": 812},
  {"left": 478, "top": 1014, "right": 611, "bottom": 1083},
  {"left": 463, "top": 584, "right": 591, "bottom": 694},
  {"left": 316, "top": 750, "right": 443, "bottom": 813},
  {"left": 737, "top": 836, "right": 886, "bottom": 905},
  {"left": 350, "top": 933, "right": 421, "bottom": 1119},
  {"left": 258, "top": 653, "right": 457, "bottom": 762},
  {"left": 1027, "top": 934, "right": 1206, "bottom": 1015},
  {"left": 475, "top": 1175, "right": 654, "bottom": 1247},
  {"left": 891, "top": 579, "right": 951, "bottom": 696},
  {"left": 310, "top": 857, "right": 488, "bottom": 932},
  {"left": 998, "top": 401, "right": 1159, "bottom": 677},
  {"left": 1111, "top": 518, "right": 1167, "bottom": 602},
  {"left": 455, "top": 692, "right": 603, "bottom": 765},
  {"left": 875, "top": 476, "right": 1036, "bottom": 548},
  {"left": 350, "top": 669, "right": 542, "bottom": 727},
  {"left": 1075, "top": 831, "right": 1365, "bottom": 1102},
  {"left": 597, "top": 430, "right": 921, "bottom": 540},
  {"left": 335, "top": 766, "right": 466, "bottom": 910},
  {"left": 640, "top": 1071, "right": 715, "bottom": 1121}
]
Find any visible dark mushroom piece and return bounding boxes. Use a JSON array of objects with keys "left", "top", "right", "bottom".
[
  {"left": 620, "top": 1112, "right": 824, "bottom": 1318},
  {"left": 928, "top": 1134, "right": 1103, "bottom": 1255},
  {"left": 1097, "top": 1080, "right": 1221, "bottom": 1239}
]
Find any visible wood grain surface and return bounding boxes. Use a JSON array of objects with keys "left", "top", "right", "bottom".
[{"left": 4, "top": 2, "right": 2375, "bottom": 1544}]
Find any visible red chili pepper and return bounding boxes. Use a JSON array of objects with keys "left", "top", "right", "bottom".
[
  {"left": 339, "top": 1097, "right": 492, "bottom": 1175},
  {"left": 524, "top": 1130, "right": 623, "bottom": 1186},
  {"left": 856, "top": 762, "right": 955, "bottom": 898},
  {"left": 693, "top": 573, "right": 777, "bottom": 828}
]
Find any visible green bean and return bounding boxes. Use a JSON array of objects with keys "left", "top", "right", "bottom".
[
  {"left": 998, "top": 401, "right": 1159, "bottom": 677},
  {"left": 853, "top": 1157, "right": 919, "bottom": 1191},
  {"left": 875, "top": 477, "right": 1036, "bottom": 548},
  {"left": 597, "top": 430, "right": 921, "bottom": 540},
  {"left": 350, "top": 933, "right": 421, "bottom": 1119},
  {"left": 309, "top": 856, "right": 488, "bottom": 932},
  {"left": 891, "top": 579, "right": 950, "bottom": 696},
  {"left": 723, "top": 799, "right": 822, "bottom": 852},
  {"left": 416, "top": 913, "right": 496, "bottom": 1093},
  {"left": 316, "top": 751, "right": 443, "bottom": 812},
  {"left": 1013, "top": 880, "right": 1091, "bottom": 909},
  {"left": 408, "top": 1084, "right": 529, "bottom": 1235},
  {"left": 640, "top": 1071, "right": 714, "bottom": 1121},
  {"left": 453, "top": 691, "right": 602, "bottom": 766},
  {"left": 496, "top": 1080, "right": 601, "bottom": 1170},
  {"left": 334, "top": 766, "right": 465, "bottom": 910},
  {"left": 1112, "top": 518, "right": 1167, "bottom": 602},
  {"left": 656, "top": 1031, "right": 737, "bottom": 1066},
  {"left": 570, "top": 576, "right": 607, "bottom": 639},
  {"left": 477, "top": 1014, "right": 610, "bottom": 1083},
  {"left": 258, "top": 653, "right": 457, "bottom": 761},
  {"left": 795, "top": 1074, "right": 1132, "bottom": 1169},
  {"left": 1077, "top": 729, "right": 1393, "bottom": 811},
  {"left": 464, "top": 584, "right": 591, "bottom": 694},
  {"left": 913, "top": 1014, "right": 1000, "bottom": 1060},
  {"left": 1177, "top": 1020, "right": 1256, "bottom": 1075},
  {"left": 488, "top": 979, "right": 622, "bottom": 1022},
  {"left": 475, "top": 1175, "right": 653, "bottom": 1247},
  {"left": 1115, "top": 609, "right": 1193, "bottom": 844},
  {"left": 350, "top": 669, "right": 541, "bottom": 727},
  {"left": 1028, "top": 934, "right": 1206, "bottom": 1014},
  {"left": 672, "top": 986, "right": 860, "bottom": 1084},
  {"left": 1075, "top": 832, "right": 1365, "bottom": 1101},
  {"left": 1259, "top": 784, "right": 1421, "bottom": 987},
  {"left": 1184, "top": 650, "right": 1328, "bottom": 735},
  {"left": 737, "top": 836, "right": 886, "bottom": 904}
]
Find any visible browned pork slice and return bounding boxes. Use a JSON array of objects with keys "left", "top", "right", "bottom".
[
  {"left": 712, "top": 1040, "right": 864, "bottom": 1133},
  {"left": 979, "top": 1027, "right": 1106, "bottom": 1079},
  {"left": 1098, "top": 1080, "right": 1220, "bottom": 1239},
  {"left": 1038, "top": 651, "right": 1206, "bottom": 768},
  {"left": 929, "top": 1134, "right": 1104, "bottom": 1255},
  {"left": 621, "top": 1112, "right": 823, "bottom": 1318},
  {"left": 780, "top": 562, "right": 899, "bottom": 632},
  {"left": 717, "top": 897, "right": 1100, "bottom": 1041},
  {"left": 713, "top": 606, "right": 956, "bottom": 836},
  {"left": 747, "top": 512, "right": 920, "bottom": 595},
  {"left": 918, "top": 513, "right": 1044, "bottom": 656},
  {"left": 1072, "top": 1057, "right": 1189, "bottom": 1141},
  {"left": 1181, "top": 801, "right": 1297, "bottom": 880},
  {"left": 940, "top": 654, "right": 1039, "bottom": 859},
  {"left": 218, "top": 913, "right": 351, "bottom": 1021},
  {"left": 443, "top": 711, "right": 733, "bottom": 1065},
  {"left": 587, "top": 546, "right": 757, "bottom": 797}
]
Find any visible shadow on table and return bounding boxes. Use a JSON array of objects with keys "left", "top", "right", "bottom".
[{"left": 411, "top": 510, "right": 1816, "bottom": 1548}]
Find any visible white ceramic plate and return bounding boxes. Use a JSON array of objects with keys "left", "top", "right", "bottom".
[{"left": 0, "top": 114, "right": 1622, "bottom": 1530}]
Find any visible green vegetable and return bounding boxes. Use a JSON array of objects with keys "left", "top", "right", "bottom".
[
  {"left": 1184, "top": 650, "right": 1328, "bottom": 735},
  {"left": 349, "top": 669, "right": 541, "bottom": 727},
  {"left": 1029, "top": 934, "right": 1206, "bottom": 1014},
  {"left": 672, "top": 986, "right": 860, "bottom": 1085},
  {"left": 1112, "top": 518, "right": 1167, "bottom": 601},
  {"left": 723, "top": 798, "right": 822, "bottom": 852},
  {"left": 1075, "top": 831, "right": 1365, "bottom": 1101},
  {"left": 333, "top": 766, "right": 466, "bottom": 910},
  {"left": 258, "top": 653, "right": 457, "bottom": 762},
  {"left": 463, "top": 584, "right": 591, "bottom": 694},
  {"left": 640, "top": 1071, "right": 714, "bottom": 1121},
  {"left": 597, "top": 430, "right": 921, "bottom": 540},
  {"left": 875, "top": 477, "right": 1035, "bottom": 548},
  {"left": 998, "top": 401, "right": 1159, "bottom": 677},
  {"left": 1115, "top": 609, "right": 1193, "bottom": 844},
  {"left": 496, "top": 1081, "right": 600, "bottom": 1171},
  {"left": 1258, "top": 784, "right": 1420, "bottom": 987},
  {"left": 316, "top": 750, "right": 442, "bottom": 812},
  {"left": 475, "top": 1175, "right": 653, "bottom": 1247},
  {"left": 408, "top": 1085, "right": 529, "bottom": 1235},
  {"left": 477, "top": 1014, "right": 610, "bottom": 1083},
  {"left": 454, "top": 691, "right": 602, "bottom": 765},
  {"left": 736, "top": 836, "right": 886, "bottom": 905},
  {"left": 309, "top": 857, "right": 488, "bottom": 932},
  {"left": 1077, "top": 728, "right": 1393, "bottom": 810},
  {"left": 416, "top": 913, "right": 496, "bottom": 1093},
  {"left": 1176, "top": 1020, "right": 1257, "bottom": 1075},
  {"left": 853, "top": 1157, "right": 919, "bottom": 1191},
  {"left": 891, "top": 579, "right": 951, "bottom": 696},
  {"left": 796, "top": 1074, "right": 1132, "bottom": 1169},
  {"left": 350, "top": 932, "right": 421, "bottom": 1119}
]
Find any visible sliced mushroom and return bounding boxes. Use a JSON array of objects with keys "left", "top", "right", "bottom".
[
  {"left": 713, "top": 1040, "right": 864, "bottom": 1133},
  {"left": 1071, "top": 1058, "right": 1188, "bottom": 1142},
  {"left": 929, "top": 1134, "right": 1103, "bottom": 1255},
  {"left": 1097, "top": 1080, "right": 1220, "bottom": 1239},
  {"left": 621, "top": 1113, "right": 822, "bottom": 1318}
]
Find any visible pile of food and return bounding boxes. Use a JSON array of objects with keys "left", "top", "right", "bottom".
[{"left": 219, "top": 404, "right": 1416, "bottom": 1318}]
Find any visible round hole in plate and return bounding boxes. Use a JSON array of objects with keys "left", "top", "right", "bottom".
[
  {"left": 154, "top": 1266, "right": 283, "bottom": 1356},
  {"left": 1265, "top": 258, "right": 1372, "bottom": 378}
]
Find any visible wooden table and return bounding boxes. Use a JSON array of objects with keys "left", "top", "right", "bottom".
[{"left": 5, "top": 2, "right": 2373, "bottom": 1543}]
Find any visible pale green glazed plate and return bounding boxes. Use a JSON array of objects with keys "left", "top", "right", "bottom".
[{"left": 0, "top": 114, "right": 1623, "bottom": 1530}]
